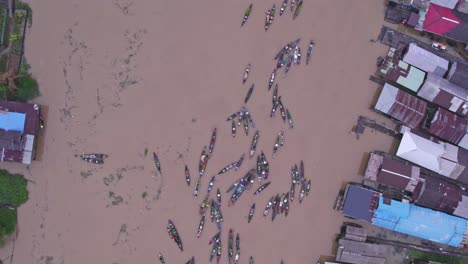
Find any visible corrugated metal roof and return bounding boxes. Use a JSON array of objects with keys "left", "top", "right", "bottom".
[
  {"left": 448, "top": 62, "right": 468, "bottom": 90},
  {"left": 365, "top": 152, "right": 422, "bottom": 192},
  {"left": 403, "top": 43, "right": 449, "bottom": 76},
  {"left": 417, "top": 73, "right": 468, "bottom": 116},
  {"left": 342, "top": 185, "right": 377, "bottom": 222},
  {"left": 379, "top": 57, "right": 426, "bottom": 92},
  {"left": 423, "top": 4, "right": 468, "bottom": 44},
  {"left": 425, "top": 108, "right": 468, "bottom": 147},
  {"left": 336, "top": 239, "right": 388, "bottom": 264},
  {"left": 0, "top": 101, "right": 40, "bottom": 165},
  {"left": 0, "top": 101, "right": 40, "bottom": 135},
  {"left": 375, "top": 83, "right": 427, "bottom": 128},
  {"left": 373, "top": 196, "right": 467, "bottom": 247},
  {"left": 459, "top": 0, "right": 468, "bottom": 14},
  {"left": 430, "top": 0, "right": 459, "bottom": 9},
  {"left": 414, "top": 176, "right": 462, "bottom": 215},
  {"left": 396, "top": 61, "right": 426, "bottom": 92}
]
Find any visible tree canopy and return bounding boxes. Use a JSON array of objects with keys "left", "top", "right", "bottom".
[{"left": 0, "top": 169, "right": 28, "bottom": 207}]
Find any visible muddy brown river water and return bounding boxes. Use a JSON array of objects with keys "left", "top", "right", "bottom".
[{"left": 0, "top": 0, "right": 396, "bottom": 263}]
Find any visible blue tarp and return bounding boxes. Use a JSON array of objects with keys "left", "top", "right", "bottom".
[
  {"left": 373, "top": 197, "right": 467, "bottom": 247},
  {"left": 0, "top": 112, "right": 25, "bottom": 132}
]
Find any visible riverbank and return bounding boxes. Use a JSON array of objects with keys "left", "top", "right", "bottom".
[{"left": 0, "top": 0, "right": 394, "bottom": 263}]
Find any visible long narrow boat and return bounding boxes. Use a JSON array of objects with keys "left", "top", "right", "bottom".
[
  {"left": 241, "top": 4, "right": 253, "bottom": 27},
  {"left": 248, "top": 203, "right": 255, "bottom": 223},
  {"left": 186, "top": 257, "right": 195, "bottom": 264},
  {"left": 185, "top": 165, "right": 191, "bottom": 186},
  {"left": 208, "top": 128, "right": 217, "bottom": 158},
  {"left": 197, "top": 215, "right": 205, "bottom": 238},
  {"left": 159, "top": 252, "right": 166, "bottom": 264},
  {"left": 254, "top": 181, "right": 271, "bottom": 195},
  {"left": 167, "top": 220, "right": 183, "bottom": 251},
  {"left": 268, "top": 69, "right": 277, "bottom": 90},
  {"left": 199, "top": 146, "right": 208, "bottom": 177},
  {"left": 249, "top": 130, "right": 259, "bottom": 158},
  {"left": 293, "top": 0, "right": 303, "bottom": 20},
  {"left": 243, "top": 64, "right": 251, "bottom": 84},
  {"left": 306, "top": 40, "right": 315, "bottom": 65},
  {"left": 153, "top": 152, "right": 162, "bottom": 175},
  {"left": 244, "top": 84, "right": 254, "bottom": 104},
  {"left": 228, "top": 229, "right": 234, "bottom": 264},
  {"left": 279, "top": 0, "right": 288, "bottom": 16}
]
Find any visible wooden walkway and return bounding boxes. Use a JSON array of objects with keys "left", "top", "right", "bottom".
[{"left": 351, "top": 116, "right": 401, "bottom": 140}]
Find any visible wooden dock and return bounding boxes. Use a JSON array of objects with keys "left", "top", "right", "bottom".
[
  {"left": 351, "top": 116, "right": 401, "bottom": 140},
  {"left": 369, "top": 75, "right": 385, "bottom": 86}
]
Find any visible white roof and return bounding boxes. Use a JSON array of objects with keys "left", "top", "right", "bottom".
[
  {"left": 397, "top": 131, "right": 461, "bottom": 178},
  {"left": 374, "top": 83, "right": 398, "bottom": 114},
  {"left": 430, "top": 0, "right": 459, "bottom": 9},
  {"left": 397, "top": 131, "right": 445, "bottom": 173},
  {"left": 403, "top": 43, "right": 449, "bottom": 76}
]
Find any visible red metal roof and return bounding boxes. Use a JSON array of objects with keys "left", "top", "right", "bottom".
[
  {"left": 424, "top": 4, "right": 461, "bottom": 35},
  {"left": 426, "top": 108, "right": 468, "bottom": 145}
]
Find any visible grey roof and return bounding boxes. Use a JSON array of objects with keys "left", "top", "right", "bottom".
[
  {"left": 403, "top": 43, "right": 449, "bottom": 76},
  {"left": 336, "top": 239, "right": 388, "bottom": 264},
  {"left": 417, "top": 73, "right": 468, "bottom": 116},
  {"left": 448, "top": 61, "right": 468, "bottom": 90},
  {"left": 342, "top": 184, "right": 376, "bottom": 222},
  {"left": 345, "top": 226, "right": 368, "bottom": 242},
  {"left": 430, "top": 0, "right": 459, "bottom": 9},
  {"left": 459, "top": 0, "right": 468, "bottom": 14}
]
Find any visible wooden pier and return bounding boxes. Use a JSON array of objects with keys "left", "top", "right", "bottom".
[{"left": 351, "top": 116, "right": 401, "bottom": 140}]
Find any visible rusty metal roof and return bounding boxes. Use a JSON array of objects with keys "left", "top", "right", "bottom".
[
  {"left": 375, "top": 83, "right": 427, "bottom": 128},
  {"left": 425, "top": 107, "right": 468, "bottom": 147},
  {"left": 414, "top": 176, "right": 463, "bottom": 215}
]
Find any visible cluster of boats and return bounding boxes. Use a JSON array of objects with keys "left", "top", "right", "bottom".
[
  {"left": 226, "top": 106, "right": 256, "bottom": 138},
  {"left": 240, "top": 1, "right": 304, "bottom": 31},
  {"left": 159, "top": 4, "right": 318, "bottom": 263},
  {"left": 273, "top": 38, "right": 306, "bottom": 77},
  {"left": 261, "top": 161, "right": 311, "bottom": 222},
  {"left": 192, "top": 128, "right": 218, "bottom": 198},
  {"left": 79, "top": 153, "right": 108, "bottom": 164}
]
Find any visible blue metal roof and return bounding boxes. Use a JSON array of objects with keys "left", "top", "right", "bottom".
[
  {"left": 0, "top": 112, "right": 25, "bottom": 132},
  {"left": 373, "top": 197, "right": 467, "bottom": 247},
  {"left": 342, "top": 185, "right": 376, "bottom": 222}
]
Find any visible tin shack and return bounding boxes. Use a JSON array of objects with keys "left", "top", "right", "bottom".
[
  {"left": 340, "top": 184, "right": 468, "bottom": 248},
  {"left": 0, "top": 101, "right": 41, "bottom": 164}
]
